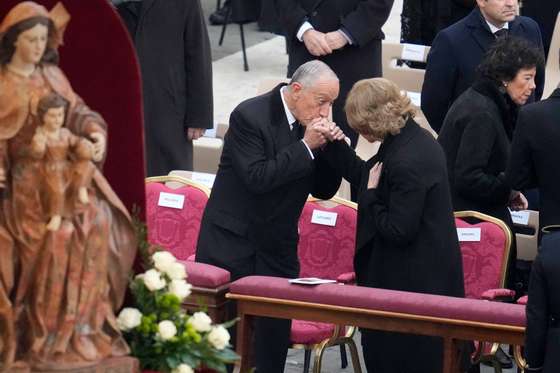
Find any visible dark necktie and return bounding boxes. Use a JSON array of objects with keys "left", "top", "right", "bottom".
[
  {"left": 494, "top": 28, "right": 508, "bottom": 39},
  {"left": 290, "top": 121, "right": 303, "bottom": 141}
]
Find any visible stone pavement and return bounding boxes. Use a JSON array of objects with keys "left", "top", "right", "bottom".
[{"left": 200, "top": 1, "right": 517, "bottom": 371}]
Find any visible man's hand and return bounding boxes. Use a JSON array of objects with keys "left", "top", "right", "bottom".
[
  {"left": 302, "top": 124, "right": 328, "bottom": 150},
  {"left": 325, "top": 31, "right": 348, "bottom": 51},
  {"left": 302, "top": 29, "right": 332, "bottom": 56},
  {"left": 187, "top": 128, "right": 206, "bottom": 141},
  {"left": 509, "top": 191, "right": 529, "bottom": 211},
  {"left": 312, "top": 121, "right": 345, "bottom": 142},
  {"left": 367, "top": 162, "right": 383, "bottom": 189},
  {"left": 90, "top": 132, "right": 107, "bottom": 162}
]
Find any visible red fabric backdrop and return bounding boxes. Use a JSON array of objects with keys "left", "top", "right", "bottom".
[{"left": 0, "top": 0, "right": 146, "bottom": 214}]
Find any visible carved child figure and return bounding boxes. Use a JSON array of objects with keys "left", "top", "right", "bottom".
[{"left": 30, "top": 93, "right": 96, "bottom": 231}]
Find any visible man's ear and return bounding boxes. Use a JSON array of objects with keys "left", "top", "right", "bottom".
[{"left": 290, "top": 82, "right": 303, "bottom": 100}]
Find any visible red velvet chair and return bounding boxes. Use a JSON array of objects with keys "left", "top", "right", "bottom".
[
  {"left": 454, "top": 211, "right": 515, "bottom": 372},
  {"left": 292, "top": 197, "right": 361, "bottom": 373},
  {"left": 145, "top": 175, "right": 210, "bottom": 261}
]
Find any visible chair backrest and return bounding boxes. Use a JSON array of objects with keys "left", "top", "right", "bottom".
[
  {"left": 168, "top": 170, "right": 216, "bottom": 189},
  {"left": 382, "top": 42, "right": 430, "bottom": 93},
  {"left": 454, "top": 211, "right": 513, "bottom": 299},
  {"left": 193, "top": 136, "right": 224, "bottom": 174},
  {"left": 543, "top": 11, "right": 560, "bottom": 98},
  {"left": 145, "top": 175, "right": 211, "bottom": 260},
  {"left": 297, "top": 197, "right": 357, "bottom": 279},
  {"left": 513, "top": 210, "right": 539, "bottom": 261}
]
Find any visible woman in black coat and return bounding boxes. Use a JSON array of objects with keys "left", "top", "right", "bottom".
[
  {"left": 323, "top": 78, "right": 465, "bottom": 373},
  {"left": 438, "top": 37, "right": 544, "bottom": 288}
]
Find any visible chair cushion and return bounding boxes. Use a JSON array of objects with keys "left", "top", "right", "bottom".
[
  {"left": 290, "top": 320, "right": 336, "bottom": 344},
  {"left": 517, "top": 295, "right": 528, "bottom": 305},
  {"left": 455, "top": 218, "right": 509, "bottom": 299},
  {"left": 181, "top": 261, "right": 230, "bottom": 288},
  {"left": 230, "top": 276, "right": 526, "bottom": 327},
  {"left": 146, "top": 182, "right": 208, "bottom": 260},
  {"left": 297, "top": 201, "right": 356, "bottom": 279}
]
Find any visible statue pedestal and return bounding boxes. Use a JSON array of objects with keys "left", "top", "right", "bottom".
[{"left": 29, "top": 357, "right": 139, "bottom": 373}]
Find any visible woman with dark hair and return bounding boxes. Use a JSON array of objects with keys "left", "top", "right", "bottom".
[
  {"left": 323, "top": 78, "right": 465, "bottom": 373},
  {"left": 438, "top": 36, "right": 545, "bottom": 289},
  {"left": 0, "top": 2, "right": 136, "bottom": 370}
]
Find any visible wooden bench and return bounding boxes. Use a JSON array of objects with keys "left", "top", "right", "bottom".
[{"left": 227, "top": 276, "right": 526, "bottom": 373}]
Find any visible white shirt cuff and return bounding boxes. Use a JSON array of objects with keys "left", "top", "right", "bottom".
[
  {"left": 301, "top": 139, "right": 315, "bottom": 159},
  {"left": 297, "top": 22, "right": 314, "bottom": 42}
]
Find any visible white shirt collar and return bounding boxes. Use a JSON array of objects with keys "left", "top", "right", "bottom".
[
  {"left": 280, "top": 86, "right": 297, "bottom": 130},
  {"left": 486, "top": 20, "right": 509, "bottom": 34}
]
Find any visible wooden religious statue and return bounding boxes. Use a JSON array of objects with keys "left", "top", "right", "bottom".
[{"left": 0, "top": 2, "right": 137, "bottom": 371}]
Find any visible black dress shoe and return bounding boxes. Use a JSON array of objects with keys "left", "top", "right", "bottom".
[
  {"left": 482, "top": 346, "right": 513, "bottom": 369},
  {"left": 209, "top": 5, "right": 231, "bottom": 25}
]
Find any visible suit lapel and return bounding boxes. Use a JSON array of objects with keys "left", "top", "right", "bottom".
[
  {"left": 139, "top": 0, "right": 157, "bottom": 25},
  {"left": 466, "top": 8, "right": 495, "bottom": 52},
  {"left": 268, "top": 84, "right": 293, "bottom": 154}
]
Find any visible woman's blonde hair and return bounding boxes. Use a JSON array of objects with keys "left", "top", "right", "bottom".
[{"left": 345, "top": 78, "right": 416, "bottom": 140}]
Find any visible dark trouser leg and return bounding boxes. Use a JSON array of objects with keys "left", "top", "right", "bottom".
[{"left": 254, "top": 316, "right": 291, "bottom": 373}]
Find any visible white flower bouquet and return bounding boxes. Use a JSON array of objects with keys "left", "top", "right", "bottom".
[{"left": 117, "top": 251, "right": 238, "bottom": 373}]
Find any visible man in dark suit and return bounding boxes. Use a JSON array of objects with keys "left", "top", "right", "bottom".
[
  {"left": 196, "top": 60, "right": 343, "bottom": 373},
  {"left": 115, "top": 0, "right": 213, "bottom": 176},
  {"left": 421, "top": 0, "right": 544, "bottom": 133},
  {"left": 524, "top": 231, "right": 560, "bottom": 372},
  {"left": 275, "top": 0, "right": 394, "bottom": 148},
  {"left": 506, "top": 84, "right": 560, "bottom": 232}
]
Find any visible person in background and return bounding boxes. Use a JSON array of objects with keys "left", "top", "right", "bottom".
[
  {"left": 115, "top": 0, "right": 213, "bottom": 176},
  {"left": 422, "top": 0, "right": 544, "bottom": 133}
]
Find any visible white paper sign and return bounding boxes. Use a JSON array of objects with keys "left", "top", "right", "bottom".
[
  {"left": 191, "top": 172, "right": 216, "bottom": 188},
  {"left": 401, "top": 43, "right": 427, "bottom": 62},
  {"left": 311, "top": 210, "right": 338, "bottom": 227},
  {"left": 406, "top": 91, "right": 421, "bottom": 107},
  {"left": 510, "top": 210, "right": 530, "bottom": 225},
  {"left": 289, "top": 277, "right": 337, "bottom": 285},
  {"left": 158, "top": 192, "right": 185, "bottom": 209},
  {"left": 457, "top": 228, "right": 481, "bottom": 242}
]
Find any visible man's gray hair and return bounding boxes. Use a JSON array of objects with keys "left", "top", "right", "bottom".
[{"left": 289, "top": 60, "right": 338, "bottom": 89}]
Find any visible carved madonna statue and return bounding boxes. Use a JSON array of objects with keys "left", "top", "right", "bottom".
[{"left": 0, "top": 2, "right": 137, "bottom": 371}]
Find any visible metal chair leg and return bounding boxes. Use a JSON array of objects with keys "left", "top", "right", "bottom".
[
  {"left": 312, "top": 342, "right": 328, "bottom": 373},
  {"left": 340, "top": 344, "right": 348, "bottom": 368},
  {"left": 239, "top": 23, "right": 249, "bottom": 71},
  {"left": 218, "top": 6, "right": 231, "bottom": 46},
  {"left": 215, "top": 0, "right": 221, "bottom": 12},
  {"left": 346, "top": 338, "right": 363, "bottom": 373},
  {"left": 303, "top": 349, "right": 311, "bottom": 373}
]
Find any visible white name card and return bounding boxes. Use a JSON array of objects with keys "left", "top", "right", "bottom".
[
  {"left": 401, "top": 43, "right": 427, "bottom": 62},
  {"left": 510, "top": 210, "right": 530, "bottom": 225},
  {"left": 158, "top": 192, "right": 185, "bottom": 209},
  {"left": 457, "top": 228, "right": 481, "bottom": 242},
  {"left": 406, "top": 91, "right": 421, "bottom": 107},
  {"left": 311, "top": 210, "right": 338, "bottom": 227},
  {"left": 191, "top": 172, "right": 216, "bottom": 188}
]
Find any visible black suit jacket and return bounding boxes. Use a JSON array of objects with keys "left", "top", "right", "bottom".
[
  {"left": 117, "top": 0, "right": 213, "bottom": 176},
  {"left": 507, "top": 89, "right": 560, "bottom": 230},
  {"left": 421, "top": 8, "right": 544, "bottom": 133},
  {"left": 275, "top": 0, "right": 393, "bottom": 146},
  {"left": 196, "top": 84, "right": 341, "bottom": 280},
  {"left": 525, "top": 231, "right": 560, "bottom": 372}
]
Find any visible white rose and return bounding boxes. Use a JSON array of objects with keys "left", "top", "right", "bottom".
[
  {"left": 207, "top": 325, "right": 230, "bottom": 350},
  {"left": 152, "top": 251, "right": 177, "bottom": 272},
  {"left": 116, "top": 307, "right": 142, "bottom": 331},
  {"left": 169, "top": 279, "right": 192, "bottom": 300},
  {"left": 187, "top": 311, "right": 212, "bottom": 332},
  {"left": 165, "top": 262, "right": 187, "bottom": 280},
  {"left": 172, "top": 364, "right": 194, "bottom": 373},
  {"left": 143, "top": 269, "right": 166, "bottom": 291},
  {"left": 157, "top": 320, "right": 177, "bottom": 340}
]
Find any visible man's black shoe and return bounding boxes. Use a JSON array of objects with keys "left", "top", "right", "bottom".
[
  {"left": 209, "top": 5, "right": 231, "bottom": 25},
  {"left": 481, "top": 346, "right": 513, "bottom": 369}
]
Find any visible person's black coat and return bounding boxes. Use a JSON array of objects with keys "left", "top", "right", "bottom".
[
  {"left": 116, "top": 0, "right": 213, "bottom": 176},
  {"left": 196, "top": 84, "right": 341, "bottom": 281},
  {"left": 421, "top": 7, "right": 544, "bottom": 133},
  {"left": 275, "top": 0, "right": 393, "bottom": 147},
  {"left": 525, "top": 231, "right": 560, "bottom": 372},
  {"left": 323, "top": 119, "right": 465, "bottom": 372},
  {"left": 522, "top": 0, "right": 560, "bottom": 59},
  {"left": 507, "top": 89, "right": 560, "bottom": 231}
]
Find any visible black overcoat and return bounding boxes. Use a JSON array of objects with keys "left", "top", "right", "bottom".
[
  {"left": 275, "top": 0, "right": 393, "bottom": 146},
  {"left": 117, "top": 0, "right": 213, "bottom": 176},
  {"left": 507, "top": 89, "right": 560, "bottom": 231},
  {"left": 323, "top": 119, "right": 465, "bottom": 373}
]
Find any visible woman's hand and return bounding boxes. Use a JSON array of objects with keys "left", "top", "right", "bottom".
[
  {"left": 367, "top": 162, "right": 383, "bottom": 189},
  {"left": 89, "top": 132, "right": 106, "bottom": 162}
]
